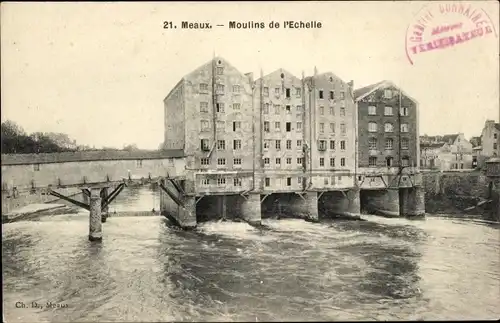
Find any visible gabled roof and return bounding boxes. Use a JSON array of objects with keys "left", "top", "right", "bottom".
[
  {"left": 315, "top": 71, "right": 346, "bottom": 83},
  {"left": 164, "top": 56, "right": 243, "bottom": 100},
  {"left": 256, "top": 68, "right": 301, "bottom": 82},
  {"left": 353, "top": 79, "right": 418, "bottom": 104},
  {"left": 353, "top": 80, "right": 385, "bottom": 101}
]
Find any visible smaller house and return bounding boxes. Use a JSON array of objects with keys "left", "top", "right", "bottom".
[{"left": 419, "top": 133, "right": 473, "bottom": 171}]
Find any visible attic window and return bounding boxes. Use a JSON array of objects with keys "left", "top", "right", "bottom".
[
  {"left": 218, "top": 60, "right": 222, "bottom": 64},
  {"left": 329, "top": 77, "right": 333, "bottom": 82},
  {"left": 384, "top": 89, "right": 393, "bottom": 99},
  {"left": 280, "top": 73, "right": 284, "bottom": 79}
]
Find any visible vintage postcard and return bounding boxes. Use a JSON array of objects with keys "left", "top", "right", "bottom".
[{"left": 2, "top": 1, "right": 499, "bottom": 322}]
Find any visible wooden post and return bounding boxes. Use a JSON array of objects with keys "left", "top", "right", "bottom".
[{"left": 89, "top": 188, "right": 102, "bottom": 241}]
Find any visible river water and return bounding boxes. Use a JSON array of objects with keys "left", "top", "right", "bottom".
[{"left": 3, "top": 187, "right": 500, "bottom": 322}]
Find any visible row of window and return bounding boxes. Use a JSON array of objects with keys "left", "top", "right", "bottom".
[
  {"left": 368, "top": 156, "right": 411, "bottom": 167},
  {"left": 264, "top": 121, "right": 302, "bottom": 132},
  {"left": 264, "top": 175, "right": 346, "bottom": 187},
  {"left": 263, "top": 121, "right": 348, "bottom": 134},
  {"left": 200, "top": 177, "right": 243, "bottom": 186},
  {"left": 263, "top": 87, "right": 301, "bottom": 98},
  {"left": 368, "top": 138, "right": 410, "bottom": 150},
  {"left": 200, "top": 102, "right": 241, "bottom": 113},
  {"left": 200, "top": 139, "right": 347, "bottom": 152},
  {"left": 368, "top": 122, "right": 409, "bottom": 133},
  {"left": 368, "top": 105, "right": 409, "bottom": 116},
  {"left": 264, "top": 139, "right": 303, "bottom": 150},
  {"left": 263, "top": 157, "right": 346, "bottom": 167},
  {"left": 200, "top": 157, "right": 243, "bottom": 166},
  {"left": 33, "top": 160, "right": 147, "bottom": 171},
  {"left": 200, "top": 83, "right": 241, "bottom": 94},
  {"left": 201, "top": 120, "right": 242, "bottom": 132},
  {"left": 199, "top": 81, "right": 349, "bottom": 102},
  {"left": 264, "top": 104, "right": 347, "bottom": 115},
  {"left": 200, "top": 102, "right": 348, "bottom": 115},
  {"left": 318, "top": 140, "right": 347, "bottom": 150},
  {"left": 318, "top": 90, "right": 346, "bottom": 100}
]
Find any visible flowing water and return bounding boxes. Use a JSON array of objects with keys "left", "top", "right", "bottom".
[{"left": 3, "top": 187, "right": 500, "bottom": 322}]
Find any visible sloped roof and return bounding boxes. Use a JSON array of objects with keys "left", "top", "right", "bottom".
[
  {"left": 256, "top": 68, "right": 301, "bottom": 82},
  {"left": 353, "top": 80, "right": 386, "bottom": 100},
  {"left": 353, "top": 80, "right": 418, "bottom": 104},
  {"left": 1, "top": 150, "right": 184, "bottom": 165},
  {"left": 165, "top": 56, "right": 243, "bottom": 100},
  {"left": 495, "top": 123, "right": 500, "bottom": 131}
]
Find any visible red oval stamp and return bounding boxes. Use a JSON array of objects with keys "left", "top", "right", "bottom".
[{"left": 405, "top": 2, "right": 497, "bottom": 65}]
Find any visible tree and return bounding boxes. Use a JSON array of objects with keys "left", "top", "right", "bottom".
[
  {"left": 123, "top": 144, "right": 139, "bottom": 152},
  {"left": 1, "top": 120, "right": 77, "bottom": 154}
]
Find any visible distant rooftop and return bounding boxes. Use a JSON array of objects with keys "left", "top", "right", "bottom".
[{"left": 1, "top": 150, "right": 184, "bottom": 165}]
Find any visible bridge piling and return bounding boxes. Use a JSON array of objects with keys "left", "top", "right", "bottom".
[
  {"left": 101, "top": 187, "right": 109, "bottom": 223},
  {"left": 89, "top": 188, "right": 103, "bottom": 241}
]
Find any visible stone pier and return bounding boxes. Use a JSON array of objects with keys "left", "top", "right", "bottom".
[
  {"left": 319, "top": 189, "right": 360, "bottom": 218},
  {"left": 400, "top": 187, "right": 426, "bottom": 217},
  {"left": 361, "top": 188, "right": 400, "bottom": 217},
  {"left": 287, "top": 192, "right": 319, "bottom": 222},
  {"left": 159, "top": 178, "right": 196, "bottom": 229},
  {"left": 88, "top": 188, "right": 102, "bottom": 241},
  {"left": 101, "top": 187, "right": 109, "bottom": 223},
  {"left": 238, "top": 194, "right": 261, "bottom": 225}
]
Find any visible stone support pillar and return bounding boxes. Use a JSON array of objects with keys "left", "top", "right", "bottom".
[
  {"left": 89, "top": 188, "right": 102, "bottom": 241},
  {"left": 101, "top": 187, "right": 109, "bottom": 223},
  {"left": 239, "top": 194, "right": 262, "bottom": 225}
]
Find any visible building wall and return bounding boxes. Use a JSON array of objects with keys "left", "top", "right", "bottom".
[
  {"left": 481, "top": 121, "right": 500, "bottom": 157},
  {"left": 164, "top": 80, "right": 186, "bottom": 150},
  {"left": 181, "top": 57, "right": 255, "bottom": 194},
  {"left": 357, "top": 86, "right": 418, "bottom": 170},
  {"left": 306, "top": 72, "right": 357, "bottom": 190},
  {"left": 1, "top": 158, "right": 185, "bottom": 191},
  {"left": 256, "top": 69, "right": 306, "bottom": 192}
]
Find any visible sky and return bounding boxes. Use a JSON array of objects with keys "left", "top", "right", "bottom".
[{"left": 1, "top": 1, "right": 499, "bottom": 149}]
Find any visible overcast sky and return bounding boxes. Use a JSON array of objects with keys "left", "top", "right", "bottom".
[{"left": 1, "top": 1, "right": 499, "bottom": 149}]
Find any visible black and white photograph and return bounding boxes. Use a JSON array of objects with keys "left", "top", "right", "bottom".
[{"left": 1, "top": 1, "right": 499, "bottom": 321}]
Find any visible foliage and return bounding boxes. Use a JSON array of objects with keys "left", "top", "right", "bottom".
[
  {"left": 1, "top": 120, "right": 74, "bottom": 154},
  {"left": 1, "top": 120, "right": 149, "bottom": 154}
]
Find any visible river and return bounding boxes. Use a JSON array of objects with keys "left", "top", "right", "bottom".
[{"left": 3, "top": 186, "right": 500, "bottom": 321}]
